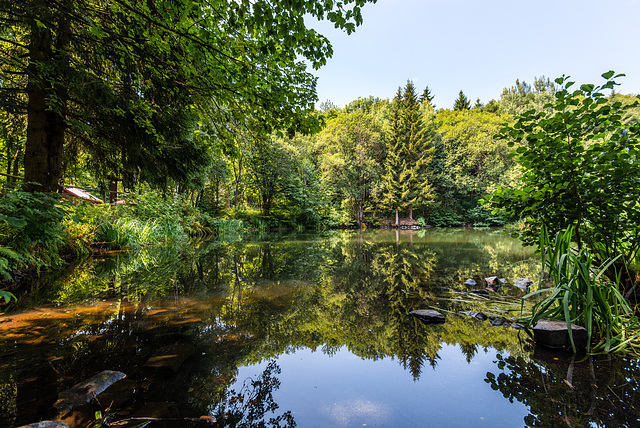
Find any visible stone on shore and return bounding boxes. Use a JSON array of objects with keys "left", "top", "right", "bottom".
[
  {"left": 464, "top": 279, "right": 477, "bottom": 286},
  {"left": 532, "top": 319, "right": 588, "bottom": 349}
]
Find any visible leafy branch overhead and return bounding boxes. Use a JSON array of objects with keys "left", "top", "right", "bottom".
[{"left": 0, "top": 0, "right": 378, "bottom": 192}]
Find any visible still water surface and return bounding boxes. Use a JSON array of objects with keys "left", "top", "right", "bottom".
[{"left": 1, "top": 229, "right": 638, "bottom": 427}]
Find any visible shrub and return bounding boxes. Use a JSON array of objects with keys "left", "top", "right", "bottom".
[{"left": 428, "top": 206, "right": 463, "bottom": 227}]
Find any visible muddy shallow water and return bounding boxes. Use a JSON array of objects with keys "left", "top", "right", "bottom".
[{"left": 1, "top": 229, "right": 638, "bottom": 427}]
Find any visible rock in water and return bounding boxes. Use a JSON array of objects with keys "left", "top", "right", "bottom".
[
  {"left": 514, "top": 278, "right": 533, "bottom": 291},
  {"left": 410, "top": 309, "right": 445, "bottom": 324},
  {"left": 533, "top": 319, "right": 588, "bottom": 349},
  {"left": 488, "top": 316, "right": 509, "bottom": 327},
  {"left": 461, "top": 311, "right": 488, "bottom": 321},
  {"left": 485, "top": 276, "right": 500, "bottom": 287},
  {"left": 53, "top": 370, "right": 126, "bottom": 412}
]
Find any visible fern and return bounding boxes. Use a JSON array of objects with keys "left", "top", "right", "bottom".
[{"left": 0, "top": 246, "right": 21, "bottom": 280}]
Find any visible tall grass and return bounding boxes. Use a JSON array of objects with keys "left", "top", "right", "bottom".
[
  {"left": 96, "top": 217, "right": 189, "bottom": 250},
  {"left": 523, "top": 226, "right": 640, "bottom": 354}
]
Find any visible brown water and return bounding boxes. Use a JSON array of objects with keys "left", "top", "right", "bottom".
[{"left": 0, "top": 229, "right": 638, "bottom": 427}]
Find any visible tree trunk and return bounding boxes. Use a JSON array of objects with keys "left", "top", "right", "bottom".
[
  {"left": 11, "top": 146, "right": 22, "bottom": 182},
  {"left": 409, "top": 206, "right": 414, "bottom": 221},
  {"left": 23, "top": 16, "right": 69, "bottom": 193},
  {"left": 233, "top": 157, "right": 242, "bottom": 207},
  {"left": 395, "top": 207, "right": 399, "bottom": 227}
]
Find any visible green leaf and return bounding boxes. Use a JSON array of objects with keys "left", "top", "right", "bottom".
[{"left": 602, "top": 70, "right": 615, "bottom": 79}]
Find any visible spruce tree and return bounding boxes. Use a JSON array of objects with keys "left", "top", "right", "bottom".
[
  {"left": 400, "top": 82, "right": 434, "bottom": 220},
  {"left": 453, "top": 90, "right": 471, "bottom": 110},
  {"left": 382, "top": 82, "right": 434, "bottom": 224},
  {"left": 381, "top": 88, "right": 407, "bottom": 226},
  {"left": 420, "top": 86, "right": 435, "bottom": 107}
]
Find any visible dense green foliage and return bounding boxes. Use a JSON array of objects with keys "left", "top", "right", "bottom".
[{"left": 486, "top": 72, "right": 640, "bottom": 296}]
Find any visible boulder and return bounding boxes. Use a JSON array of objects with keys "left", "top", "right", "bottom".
[
  {"left": 464, "top": 279, "right": 477, "bottom": 286},
  {"left": 532, "top": 319, "right": 588, "bottom": 349},
  {"left": 53, "top": 370, "right": 126, "bottom": 413},
  {"left": 410, "top": 309, "right": 445, "bottom": 324}
]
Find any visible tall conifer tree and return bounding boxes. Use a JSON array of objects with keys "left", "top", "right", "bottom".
[
  {"left": 453, "top": 90, "right": 471, "bottom": 110},
  {"left": 420, "top": 86, "right": 435, "bottom": 107},
  {"left": 381, "top": 88, "right": 406, "bottom": 226},
  {"left": 400, "top": 82, "right": 434, "bottom": 220},
  {"left": 382, "top": 82, "right": 434, "bottom": 224}
]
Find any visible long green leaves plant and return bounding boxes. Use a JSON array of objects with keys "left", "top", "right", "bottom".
[{"left": 523, "top": 226, "right": 640, "bottom": 354}]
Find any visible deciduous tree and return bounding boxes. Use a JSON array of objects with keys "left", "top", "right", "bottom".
[{"left": 0, "top": 0, "right": 377, "bottom": 192}]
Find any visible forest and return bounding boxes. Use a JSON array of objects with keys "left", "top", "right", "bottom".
[{"left": 2, "top": 0, "right": 640, "bottom": 355}]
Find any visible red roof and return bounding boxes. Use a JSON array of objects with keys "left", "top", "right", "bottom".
[{"left": 63, "top": 187, "right": 103, "bottom": 204}]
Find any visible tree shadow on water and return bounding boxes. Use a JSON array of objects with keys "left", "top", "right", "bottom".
[{"left": 212, "top": 360, "right": 295, "bottom": 428}]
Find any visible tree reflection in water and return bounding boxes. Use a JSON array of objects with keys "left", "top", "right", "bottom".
[
  {"left": 3, "top": 230, "right": 639, "bottom": 427},
  {"left": 212, "top": 360, "right": 295, "bottom": 428},
  {"left": 485, "top": 348, "right": 640, "bottom": 427}
]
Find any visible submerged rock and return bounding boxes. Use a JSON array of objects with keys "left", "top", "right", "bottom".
[
  {"left": 410, "top": 309, "right": 445, "bottom": 324},
  {"left": 532, "top": 319, "right": 588, "bottom": 349},
  {"left": 53, "top": 370, "right": 126, "bottom": 413}
]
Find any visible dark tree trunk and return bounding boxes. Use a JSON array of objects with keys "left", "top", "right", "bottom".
[{"left": 23, "top": 16, "right": 69, "bottom": 193}]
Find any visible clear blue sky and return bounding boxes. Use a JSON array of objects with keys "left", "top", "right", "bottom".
[{"left": 308, "top": 0, "right": 640, "bottom": 109}]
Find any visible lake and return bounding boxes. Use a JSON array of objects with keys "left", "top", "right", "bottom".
[{"left": 1, "top": 229, "right": 638, "bottom": 427}]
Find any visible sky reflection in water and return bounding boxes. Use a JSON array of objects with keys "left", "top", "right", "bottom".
[{"left": 234, "top": 345, "right": 529, "bottom": 427}]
